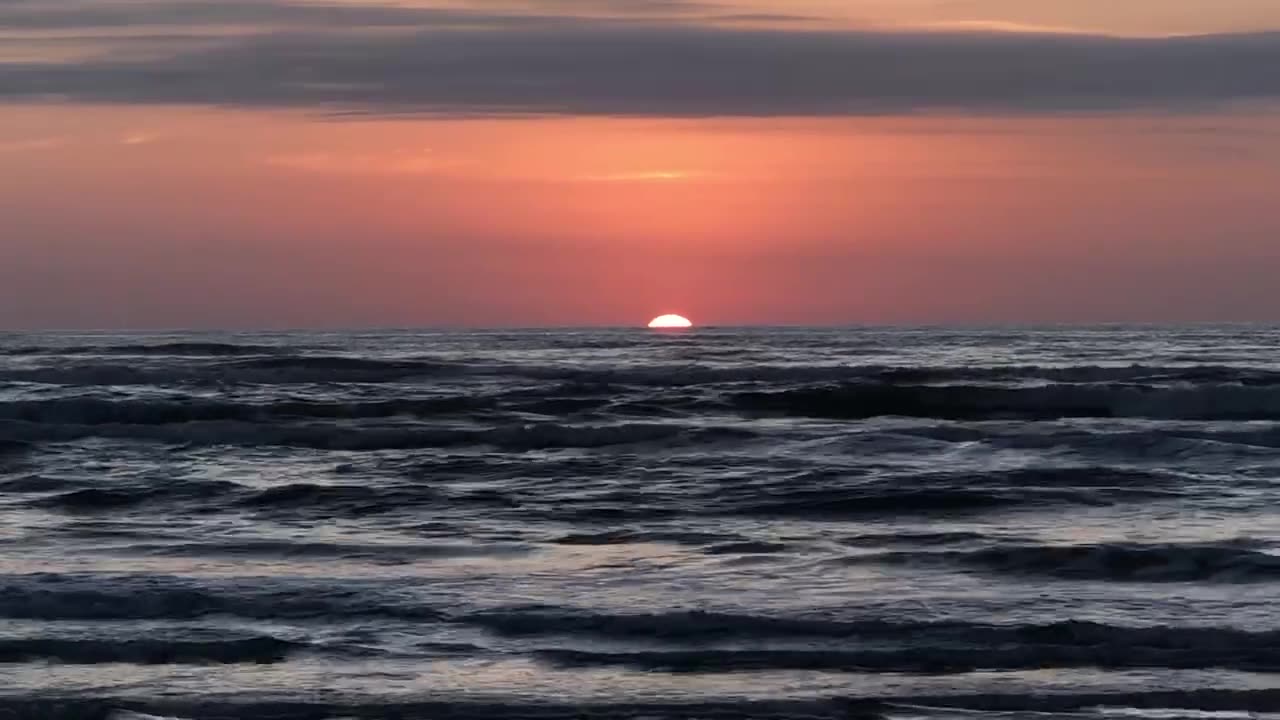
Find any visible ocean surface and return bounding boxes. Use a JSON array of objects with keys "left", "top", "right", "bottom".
[{"left": 3, "top": 326, "right": 1280, "bottom": 720}]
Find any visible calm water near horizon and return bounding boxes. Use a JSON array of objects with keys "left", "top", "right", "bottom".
[{"left": 4, "top": 326, "right": 1280, "bottom": 719}]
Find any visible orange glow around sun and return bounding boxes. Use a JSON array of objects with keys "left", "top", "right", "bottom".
[{"left": 648, "top": 314, "right": 693, "bottom": 328}]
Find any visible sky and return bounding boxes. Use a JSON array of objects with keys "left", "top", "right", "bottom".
[{"left": 2, "top": 0, "right": 1280, "bottom": 328}]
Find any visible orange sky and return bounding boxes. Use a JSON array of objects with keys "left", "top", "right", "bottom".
[{"left": 2, "top": 1, "right": 1280, "bottom": 327}]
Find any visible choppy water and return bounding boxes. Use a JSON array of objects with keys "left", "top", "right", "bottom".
[{"left": 4, "top": 327, "right": 1280, "bottom": 720}]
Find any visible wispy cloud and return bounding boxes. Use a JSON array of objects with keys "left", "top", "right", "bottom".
[
  {"left": 580, "top": 170, "right": 704, "bottom": 181},
  {"left": 0, "top": 137, "right": 65, "bottom": 153},
  {"left": 907, "top": 20, "right": 1111, "bottom": 36},
  {"left": 264, "top": 148, "right": 446, "bottom": 174}
]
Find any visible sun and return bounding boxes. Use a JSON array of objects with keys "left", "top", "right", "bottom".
[{"left": 648, "top": 314, "right": 693, "bottom": 329}]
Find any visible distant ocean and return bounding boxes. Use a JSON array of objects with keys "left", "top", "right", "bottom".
[{"left": 4, "top": 327, "right": 1280, "bottom": 719}]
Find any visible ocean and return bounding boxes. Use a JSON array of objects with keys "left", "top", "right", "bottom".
[{"left": 3, "top": 326, "right": 1280, "bottom": 719}]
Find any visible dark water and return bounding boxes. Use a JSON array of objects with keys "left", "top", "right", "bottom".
[{"left": 3, "top": 327, "right": 1280, "bottom": 720}]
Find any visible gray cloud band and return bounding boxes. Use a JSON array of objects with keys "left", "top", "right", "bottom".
[{"left": 2, "top": 3, "right": 1278, "bottom": 116}]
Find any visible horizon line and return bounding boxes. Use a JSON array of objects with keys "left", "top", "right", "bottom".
[{"left": 3, "top": 321, "right": 1279, "bottom": 334}]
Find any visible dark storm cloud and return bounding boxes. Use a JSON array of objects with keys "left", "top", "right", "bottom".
[{"left": 2, "top": 5, "right": 1279, "bottom": 116}]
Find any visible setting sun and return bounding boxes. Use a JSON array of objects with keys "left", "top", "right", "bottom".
[{"left": 648, "top": 314, "right": 693, "bottom": 329}]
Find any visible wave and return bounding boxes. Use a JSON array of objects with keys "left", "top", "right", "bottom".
[
  {"left": 34, "top": 479, "right": 613, "bottom": 519},
  {"left": 32, "top": 481, "right": 240, "bottom": 512},
  {"left": 0, "top": 385, "right": 682, "bottom": 428},
  {"left": 114, "top": 539, "right": 530, "bottom": 561},
  {"left": 0, "top": 418, "right": 752, "bottom": 452},
  {"left": 871, "top": 364, "right": 1280, "bottom": 387},
  {"left": 510, "top": 363, "right": 1280, "bottom": 388},
  {"left": 459, "top": 607, "right": 913, "bottom": 641},
  {"left": 457, "top": 607, "right": 1280, "bottom": 650},
  {"left": 0, "top": 574, "right": 442, "bottom": 621},
  {"left": 552, "top": 529, "right": 747, "bottom": 546},
  {"left": 9, "top": 359, "right": 1280, "bottom": 390},
  {"left": 228, "top": 355, "right": 443, "bottom": 373},
  {"left": 711, "top": 467, "right": 1184, "bottom": 518},
  {"left": 1, "top": 474, "right": 85, "bottom": 493},
  {"left": 0, "top": 357, "right": 456, "bottom": 386},
  {"left": 724, "top": 488, "right": 1080, "bottom": 516},
  {"left": 732, "top": 381, "right": 1280, "bottom": 420},
  {"left": 33, "top": 478, "right": 601, "bottom": 520},
  {"left": 0, "top": 396, "right": 494, "bottom": 425},
  {"left": 703, "top": 541, "right": 792, "bottom": 555},
  {"left": 485, "top": 422, "right": 754, "bottom": 451},
  {"left": 0, "top": 439, "right": 31, "bottom": 456},
  {"left": 536, "top": 643, "right": 1280, "bottom": 674},
  {"left": 840, "top": 531, "right": 998, "bottom": 547},
  {"left": 508, "top": 396, "right": 618, "bottom": 416},
  {"left": 859, "top": 541, "right": 1280, "bottom": 582},
  {"left": 0, "top": 698, "right": 867, "bottom": 720},
  {"left": 19, "top": 465, "right": 1181, "bottom": 520},
  {"left": 0, "top": 341, "right": 282, "bottom": 357},
  {"left": 870, "top": 690, "right": 1280, "bottom": 715},
  {"left": 962, "top": 427, "right": 1280, "bottom": 463},
  {"left": 238, "top": 482, "right": 439, "bottom": 513},
  {"left": 464, "top": 606, "right": 1280, "bottom": 673},
  {"left": 0, "top": 694, "right": 1277, "bottom": 720},
  {"left": 0, "top": 635, "right": 301, "bottom": 665}
]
